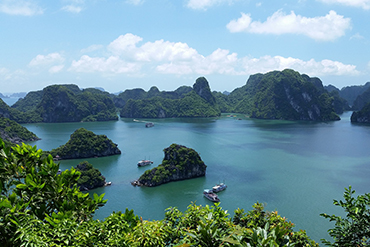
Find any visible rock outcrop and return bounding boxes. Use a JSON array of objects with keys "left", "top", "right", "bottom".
[
  {"left": 50, "top": 128, "right": 121, "bottom": 159},
  {"left": 136, "top": 144, "right": 206, "bottom": 187}
]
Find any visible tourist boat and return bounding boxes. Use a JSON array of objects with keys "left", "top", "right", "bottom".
[
  {"left": 203, "top": 189, "right": 220, "bottom": 202},
  {"left": 212, "top": 183, "right": 227, "bottom": 193},
  {"left": 137, "top": 160, "right": 153, "bottom": 167},
  {"left": 145, "top": 122, "right": 154, "bottom": 128}
]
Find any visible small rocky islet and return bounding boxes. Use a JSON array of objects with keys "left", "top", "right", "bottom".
[{"left": 132, "top": 143, "right": 207, "bottom": 187}]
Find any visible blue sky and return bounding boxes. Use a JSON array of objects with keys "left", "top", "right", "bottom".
[{"left": 1, "top": 0, "right": 370, "bottom": 94}]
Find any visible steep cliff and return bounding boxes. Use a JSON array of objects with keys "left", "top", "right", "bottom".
[
  {"left": 137, "top": 144, "right": 206, "bottom": 187},
  {"left": 50, "top": 128, "right": 121, "bottom": 159}
]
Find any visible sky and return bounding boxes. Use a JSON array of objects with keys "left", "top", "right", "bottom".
[{"left": 1, "top": 0, "right": 370, "bottom": 94}]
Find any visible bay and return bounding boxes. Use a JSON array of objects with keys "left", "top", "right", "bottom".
[{"left": 23, "top": 111, "right": 370, "bottom": 243}]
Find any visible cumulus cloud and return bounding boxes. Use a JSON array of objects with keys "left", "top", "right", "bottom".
[
  {"left": 240, "top": 56, "right": 359, "bottom": 76},
  {"left": 107, "top": 33, "right": 143, "bottom": 56},
  {"left": 69, "top": 33, "right": 360, "bottom": 78},
  {"left": 49, "top": 65, "right": 64, "bottom": 74},
  {"left": 29, "top": 52, "right": 65, "bottom": 67},
  {"left": 186, "top": 0, "right": 237, "bottom": 10},
  {"left": 70, "top": 55, "right": 141, "bottom": 74},
  {"left": 125, "top": 0, "right": 145, "bottom": 5},
  {"left": 61, "top": 0, "right": 84, "bottom": 13},
  {"left": 226, "top": 10, "right": 351, "bottom": 41},
  {"left": 0, "top": 0, "right": 43, "bottom": 16},
  {"left": 318, "top": 0, "right": 370, "bottom": 10},
  {"left": 61, "top": 5, "right": 82, "bottom": 13},
  {"left": 80, "top": 44, "right": 104, "bottom": 53}
]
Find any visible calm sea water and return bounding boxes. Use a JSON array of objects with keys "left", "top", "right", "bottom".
[{"left": 23, "top": 111, "right": 370, "bottom": 243}]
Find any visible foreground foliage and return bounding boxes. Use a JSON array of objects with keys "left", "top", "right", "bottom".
[
  {"left": 1, "top": 139, "right": 368, "bottom": 246},
  {"left": 321, "top": 186, "right": 370, "bottom": 246}
]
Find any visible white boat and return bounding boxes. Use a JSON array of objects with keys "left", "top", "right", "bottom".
[
  {"left": 203, "top": 189, "right": 220, "bottom": 202},
  {"left": 212, "top": 183, "right": 227, "bottom": 193},
  {"left": 145, "top": 122, "right": 154, "bottom": 128},
  {"left": 137, "top": 160, "right": 153, "bottom": 167}
]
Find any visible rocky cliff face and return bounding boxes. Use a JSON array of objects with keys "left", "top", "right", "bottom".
[
  {"left": 137, "top": 144, "right": 206, "bottom": 187},
  {"left": 193, "top": 77, "right": 216, "bottom": 105}
]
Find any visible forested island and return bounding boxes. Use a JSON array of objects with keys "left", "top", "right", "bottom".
[
  {"left": 0, "top": 114, "right": 39, "bottom": 145},
  {"left": 49, "top": 128, "right": 121, "bottom": 159},
  {"left": 134, "top": 144, "right": 207, "bottom": 187},
  {"left": 6, "top": 68, "right": 370, "bottom": 123},
  {"left": 75, "top": 161, "right": 108, "bottom": 191}
]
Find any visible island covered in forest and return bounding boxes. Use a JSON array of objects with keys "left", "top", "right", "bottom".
[
  {"left": 49, "top": 128, "right": 121, "bottom": 159},
  {"left": 133, "top": 143, "right": 207, "bottom": 187}
]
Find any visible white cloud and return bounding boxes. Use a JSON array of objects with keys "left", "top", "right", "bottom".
[
  {"left": 350, "top": 33, "right": 364, "bottom": 40},
  {"left": 186, "top": 0, "right": 237, "bottom": 10},
  {"left": 70, "top": 33, "right": 360, "bottom": 79},
  {"left": 226, "top": 10, "right": 351, "bottom": 41},
  {"left": 61, "top": 5, "right": 82, "bottom": 13},
  {"left": 49, "top": 65, "right": 64, "bottom": 74},
  {"left": 136, "top": 40, "right": 199, "bottom": 62},
  {"left": 29, "top": 52, "right": 65, "bottom": 67},
  {"left": 0, "top": 0, "right": 43, "bottom": 16},
  {"left": 318, "top": 0, "right": 370, "bottom": 10},
  {"left": 125, "top": 0, "right": 144, "bottom": 5},
  {"left": 107, "top": 33, "right": 143, "bottom": 56},
  {"left": 80, "top": 44, "right": 104, "bottom": 53},
  {"left": 70, "top": 55, "right": 141, "bottom": 74},
  {"left": 240, "top": 55, "right": 359, "bottom": 76}
]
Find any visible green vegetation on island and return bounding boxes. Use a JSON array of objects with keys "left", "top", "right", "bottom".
[
  {"left": 11, "top": 84, "right": 118, "bottom": 123},
  {"left": 6, "top": 69, "right": 352, "bottom": 122},
  {"left": 137, "top": 143, "right": 207, "bottom": 187},
  {"left": 120, "top": 77, "right": 221, "bottom": 118},
  {"left": 226, "top": 69, "right": 340, "bottom": 121},
  {"left": 351, "top": 102, "right": 370, "bottom": 123},
  {"left": 75, "top": 161, "right": 107, "bottom": 191},
  {"left": 0, "top": 117, "right": 39, "bottom": 145},
  {"left": 49, "top": 128, "right": 121, "bottom": 159},
  {"left": 1, "top": 139, "right": 368, "bottom": 246}
]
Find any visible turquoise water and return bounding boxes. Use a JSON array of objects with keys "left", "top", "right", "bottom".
[{"left": 23, "top": 112, "right": 370, "bottom": 243}]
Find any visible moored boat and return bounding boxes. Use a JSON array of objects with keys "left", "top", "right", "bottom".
[
  {"left": 212, "top": 183, "right": 227, "bottom": 193},
  {"left": 137, "top": 160, "right": 153, "bottom": 167},
  {"left": 203, "top": 189, "right": 220, "bottom": 202}
]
